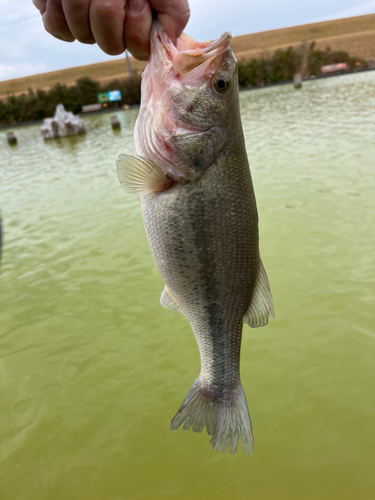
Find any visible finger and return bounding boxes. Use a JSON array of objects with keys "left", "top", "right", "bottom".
[
  {"left": 62, "top": 0, "right": 95, "bottom": 45},
  {"left": 124, "top": 0, "right": 152, "bottom": 60},
  {"left": 150, "top": 0, "right": 190, "bottom": 43},
  {"left": 42, "top": 0, "right": 75, "bottom": 42},
  {"left": 90, "top": 0, "right": 126, "bottom": 55},
  {"left": 33, "top": 0, "right": 47, "bottom": 15}
]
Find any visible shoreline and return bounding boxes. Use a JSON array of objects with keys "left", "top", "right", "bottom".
[{"left": 1, "top": 67, "right": 374, "bottom": 131}]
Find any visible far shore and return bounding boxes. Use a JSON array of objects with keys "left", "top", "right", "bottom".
[{"left": 2, "top": 68, "right": 373, "bottom": 132}]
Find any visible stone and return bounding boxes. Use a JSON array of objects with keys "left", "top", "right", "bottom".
[{"left": 40, "top": 104, "right": 86, "bottom": 139}]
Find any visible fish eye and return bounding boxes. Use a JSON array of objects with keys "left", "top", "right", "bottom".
[{"left": 214, "top": 74, "right": 230, "bottom": 94}]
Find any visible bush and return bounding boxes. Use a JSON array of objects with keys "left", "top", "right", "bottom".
[
  {"left": 0, "top": 42, "right": 368, "bottom": 125},
  {"left": 269, "top": 47, "right": 303, "bottom": 83},
  {"left": 238, "top": 42, "right": 367, "bottom": 89},
  {"left": 306, "top": 42, "right": 367, "bottom": 75},
  {"left": 238, "top": 58, "right": 269, "bottom": 87},
  {"left": 100, "top": 76, "right": 141, "bottom": 106},
  {"left": 0, "top": 75, "right": 141, "bottom": 126}
]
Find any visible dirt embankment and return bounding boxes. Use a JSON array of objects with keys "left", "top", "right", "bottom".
[{"left": 1, "top": 13, "right": 374, "bottom": 99}]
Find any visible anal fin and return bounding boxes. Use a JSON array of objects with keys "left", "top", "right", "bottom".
[
  {"left": 244, "top": 259, "right": 275, "bottom": 328},
  {"left": 160, "top": 286, "right": 184, "bottom": 315}
]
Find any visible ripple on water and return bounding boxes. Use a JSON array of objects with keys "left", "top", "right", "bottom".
[{"left": 0, "top": 74, "right": 375, "bottom": 500}]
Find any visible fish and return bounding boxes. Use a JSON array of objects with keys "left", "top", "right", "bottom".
[{"left": 117, "top": 21, "right": 274, "bottom": 455}]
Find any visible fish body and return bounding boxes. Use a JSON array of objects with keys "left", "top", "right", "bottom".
[{"left": 117, "top": 22, "right": 274, "bottom": 454}]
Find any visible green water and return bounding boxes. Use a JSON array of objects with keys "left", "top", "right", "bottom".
[{"left": 1, "top": 72, "right": 374, "bottom": 500}]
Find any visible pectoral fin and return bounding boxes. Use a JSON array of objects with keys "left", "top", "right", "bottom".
[
  {"left": 160, "top": 286, "right": 184, "bottom": 315},
  {"left": 244, "top": 259, "right": 275, "bottom": 328},
  {"left": 117, "top": 154, "right": 171, "bottom": 194}
]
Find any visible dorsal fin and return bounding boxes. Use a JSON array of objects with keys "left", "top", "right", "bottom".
[{"left": 244, "top": 259, "right": 275, "bottom": 328}]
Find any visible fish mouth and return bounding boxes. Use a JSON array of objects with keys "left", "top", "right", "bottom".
[{"left": 152, "top": 21, "right": 232, "bottom": 74}]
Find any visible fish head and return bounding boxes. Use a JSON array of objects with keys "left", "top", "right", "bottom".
[{"left": 135, "top": 21, "right": 239, "bottom": 181}]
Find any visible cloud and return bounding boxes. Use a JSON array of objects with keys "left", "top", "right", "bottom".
[
  {"left": 0, "top": 4, "right": 123, "bottom": 80},
  {"left": 0, "top": 0, "right": 374, "bottom": 81},
  {"left": 186, "top": 0, "right": 375, "bottom": 40},
  {"left": 0, "top": 63, "right": 47, "bottom": 81},
  {"left": 329, "top": 0, "right": 375, "bottom": 19}
]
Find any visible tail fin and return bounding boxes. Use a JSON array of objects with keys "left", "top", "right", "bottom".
[{"left": 170, "top": 380, "right": 253, "bottom": 455}]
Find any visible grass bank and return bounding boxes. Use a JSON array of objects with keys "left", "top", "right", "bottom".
[{"left": 0, "top": 13, "right": 374, "bottom": 100}]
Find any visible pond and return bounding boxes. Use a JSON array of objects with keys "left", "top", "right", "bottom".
[{"left": 0, "top": 71, "right": 374, "bottom": 500}]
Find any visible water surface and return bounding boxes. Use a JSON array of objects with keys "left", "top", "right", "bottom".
[{"left": 1, "top": 72, "right": 375, "bottom": 500}]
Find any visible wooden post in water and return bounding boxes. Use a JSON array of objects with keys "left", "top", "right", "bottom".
[
  {"left": 6, "top": 131, "right": 17, "bottom": 145},
  {"left": 294, "top": 74, "right": 302, "bottom": 89},
  {"left": 111, "top": 115, "right": 121, "bottom": 129}
]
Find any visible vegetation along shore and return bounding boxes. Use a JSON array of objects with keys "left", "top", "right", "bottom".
[{"left": 0, "top": 40, "right": 369, "bottom": 127}]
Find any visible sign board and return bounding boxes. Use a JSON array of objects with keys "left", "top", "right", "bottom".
[
  {"left": 97, "top": 90, "right": 122, "bottom": 103},
  {"left": 97, "top": 93, "right": 109, "bottom": 103},
  {"left": 108, "top": 90, "right": 122, "bottom": 102},
  {"left": 321, "top": 63, "right": 348, "bottom": 74}
]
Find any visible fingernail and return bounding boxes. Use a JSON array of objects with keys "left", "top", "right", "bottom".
[{"left": 127, "top": 0, "right": 146, "bottom": 15}]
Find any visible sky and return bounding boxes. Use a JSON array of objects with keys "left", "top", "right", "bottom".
[{"left": 0, "top": 0, "right": 374, "bottom": 81}]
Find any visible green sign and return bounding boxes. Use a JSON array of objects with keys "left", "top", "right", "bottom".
[
  {"left": 97, "top": 93, "right": 109, "bottom": 104},
  {"left": 97, "top": 90, "right": 122, "bottom": 104}
]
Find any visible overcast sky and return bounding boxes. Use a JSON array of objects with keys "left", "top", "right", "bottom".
[{"left": 0, "top": 0, "right": 374, "bottom": 81}]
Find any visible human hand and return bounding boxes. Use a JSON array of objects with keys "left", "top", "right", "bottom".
[{"left": 33, "top": 0, "right": 190, "bottom": 60}]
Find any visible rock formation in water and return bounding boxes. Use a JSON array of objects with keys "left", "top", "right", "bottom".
[{"left": 41, "top": 104, "right": 86, "bottom": 139}]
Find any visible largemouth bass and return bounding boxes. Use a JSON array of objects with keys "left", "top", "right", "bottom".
[{"left": 117, "top": 21, "right": 274, "bottom": 455}]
